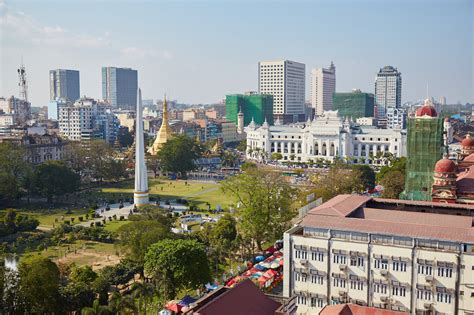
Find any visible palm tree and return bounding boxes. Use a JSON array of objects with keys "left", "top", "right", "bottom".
[
  {"left": 81, "top": 299, "right": 113, "bottom": 315},
  {"left": 109, "top": 293, "right": 138, "bottom": 315},
  {"left": 131, "top": 282, "right": 155, "bottom": 315}
]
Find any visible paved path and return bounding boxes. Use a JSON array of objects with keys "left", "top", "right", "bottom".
[
  {"left": 77, "top": 203, "right": 135, "bottom": 227},
  {"left": 184, "top": 187, "right": 219, "bottom": 198}
]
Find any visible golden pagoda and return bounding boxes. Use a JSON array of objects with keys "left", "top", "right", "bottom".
[{"left": 148, "top": 95, "right": 173, "bottom": 155}]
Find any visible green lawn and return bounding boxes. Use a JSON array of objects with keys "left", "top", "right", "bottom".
[
  {"left": 0, "top": 208, "right": 90, "bottom": 229},
  {"left": 103, "top": 220, "right": 131, "bottom": 232},
  {"left": 102, "top": 178, "right": 235, "bottom": 209}
]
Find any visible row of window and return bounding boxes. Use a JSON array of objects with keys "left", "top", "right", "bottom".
[
  {"left": 418, "top": 264, "right": 453, "bottom": 278},
  {"left": 296, "top": 296, "right": 325, "bottom": 308}
]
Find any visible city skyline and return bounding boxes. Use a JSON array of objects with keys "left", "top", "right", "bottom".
[{"left": 0, "top": 0, "right": 473, "bottom": 106}]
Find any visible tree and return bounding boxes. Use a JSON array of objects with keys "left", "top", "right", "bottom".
[
  {"left": 147, "top": 155, "right": 161, "bottom": 178},
  {"left": 157, "top": 134, "right": 203, "bottom": 178},
  {"left": 92, "top": 274, "right": 111, "bottom": 305},
  {"left": 377, "top": 157, "right": 406, "bottom": 183},
  {"left": 109, "top": 292, "right": 137, "bottom": 315},
  {"left": 221, "top": 168, "right": 297, "bottom": 251},
  {"left": 352, "top": 164, "right": 376, "bottom": 190},
  {"left": 380, "top": 170, "right": 405, "bottom": 199},
  {"left": 144, "top": 239, "right": 211, "bottom": 300},
  {"left": 271, "top": 152, "right": 283, "bottom": 161},
  {"left": 18, "top": 256, "right": 61, "bottom": 314},
  {"left": 0, "top": 142, "right": 31, "bottom": 203},
  {"left": 34, "top": 160, "right": 80, "bottom": 203},
  {"left": 60, "top": 282, "right": 95, "bottom": 313},
  {"left": 85, "top": 140, "right": 127, "bottom": 182},
  {"left": 70, "top": 265, "right": 98, "bottom": 284},
  {"left": 116, "top": 220, "right": 172, "bottom": 266},
  {"left": 117, "top": 126, "right": 134, "bottom": 148},
  {"left": 81, "top": 299, "right": 113, "bottom": 315},
  {"left": 131, "top": 282, "right": 155, "bottom": 315},
  {"left": 221, "top": 150, "right": 239, "bottom": 167},
  {"left": 236, "top": 139, "right": 247, "bottom": 153}
]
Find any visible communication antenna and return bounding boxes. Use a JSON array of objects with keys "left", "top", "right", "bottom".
[{"left": 17, "top": 58, "right": 28, "bottom": 101}]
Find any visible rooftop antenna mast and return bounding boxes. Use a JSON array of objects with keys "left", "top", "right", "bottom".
[{"left": 17, "top": 58, "right": 28, "bottom": 102}]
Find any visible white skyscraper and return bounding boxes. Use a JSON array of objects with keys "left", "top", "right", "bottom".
[
  {"left": 134, "top": 88, "right": 149, "bottom": 206},
  {"left": 311, "top": 62, "right": 336, "bottom": 116},
  {"left": 374, "top": 66, "right": 402, "bottom": 118},
  {"left": 258, "top": 60, "right": 305, "bottom": 122}
]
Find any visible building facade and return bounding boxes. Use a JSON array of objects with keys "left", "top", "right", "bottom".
[
  {"left": 283, "top": 194, "right": 474, "bottom": 315},
  {"left": 332, "top": 90, "right": 374, "bottom": 120},
  {"left": 49, "top": 69, "right": 80, "bottom": 102},
  {"left": 401, "top": 99, "right": 444, "bottom": 201},
  {"left": 0, "top": 96, "right": 31, "bottom": 125},
  {"left": 245, "top": 111, "right": 406, "bottom": 165},
  {"left": 311, "top": 62, "right": 336, "bottom": 116},
  {"left": 386, "top": 107, "right": 407, "bottom": 129},
  {"left": 59, "top": 97, "right": 118, "bottom": 143},
  {"left": 225, "top": 93, "right": 274, "bottom": 126},
  {"left": 102, "top": 67, "right": 138, "bottom": 109},
  {"left": 0, "top": 133, "right": 65, "bottom": 164},
  {"left": 375, "top": 66, "right": 402, "bottom": 118},
  {"left": 258, "top": 60, "right": 305, "bottom": 122}
]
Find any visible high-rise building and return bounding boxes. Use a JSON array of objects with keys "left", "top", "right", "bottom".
[
  {"left": 332, "top": 90, "right": 374, "bottom": 119},
  {"left": 258, "top": 60, "right": 305, "bottom": 123},
  {"left": 400, "top": 98, "right": 444, "bottom": 201},
  {"left": 49, "top": 69, "right": 80, "bottom": 102},
  {"left": 225, "top": 93, "right": 273, "bottom": 126},
  {"left": 311, "top": 62, "right": 336, "bottom": 116},
  {"left": 439, "top": 96, "right": 447, "bottom": 106},
  {"left": 283, "top": 194, "right": 474, "bottom": 315},
  {"left": 102, "top": 67, "right": 138, "bottom": 109},
  {"left": 374, "top": 66, "right": 402, "bottom": 117}
]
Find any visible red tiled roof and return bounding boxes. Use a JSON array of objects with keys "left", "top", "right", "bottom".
[
  {"left": 300, "top": 195, "right": 474, "bottom": 243},
  {"left": 308, "top": 194, "right": 371, "bottom": 217},
  {"left": 373, "top": 197, "right": 474, "bottom": 210},
  {"left": 193, "top": 279, "right": 280, "bottom": 315},
  {"left": 320, "top": 303, "right": 407, "bottom": 315},
  {"left": 457, "top": 166, "right": 474, "bottom": 193}
]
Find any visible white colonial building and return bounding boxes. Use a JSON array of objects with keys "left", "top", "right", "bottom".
[{"left": 245, "top": 111, "right": 406, "bottom": 165}]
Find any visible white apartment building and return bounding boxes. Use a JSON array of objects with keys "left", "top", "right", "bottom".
[
  {"left": 386, "top": 107, "right": 407, "bottom": 130},
  {"left": 283, "top": 194, "right": 474, "bottom": 315},
  {"left": 59, "top": 97, "right": 118, "bottom": 143},
  {"left": 258, "top": 60, "right": 305, "bottom": 120},
  {"left": 375, "top": 66, "right": 402, "bottom": 118},
  {"left": 245, "top": 111, "right": 406, "bottom": 165},
  {"left": 311, "top": 62, "right": 336, "bottom": 116},
  {"left": 0, "top": 96, "right": 31, "bottom": 125}
]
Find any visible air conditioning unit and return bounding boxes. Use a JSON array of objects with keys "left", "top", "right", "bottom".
[
  {"left": 339, "top": 291, "right": 347, "bottom": 296},
  {"left": 380, "top": 270, "right": 389, "bottom": 276},
  {"left": 380, "top": 296, "right": 388, "bottom": 302},
  {"left": 300, "top": 259, "right": 308, "bottom": 266},
  {"left": 425, "top": 275, "right": 433, "bottom": 282},
  {"left": 424, "top": 303, "right": 432, "bottom": 309},
  {"left": 339, "top": 264, "right": 347, "bottom": 271}
]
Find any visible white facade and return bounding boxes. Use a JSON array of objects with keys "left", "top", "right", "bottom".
[
  {"left": 356, "top": 117, "right": 377, "bottom": 126},
  {"left": 258, "top": 60, "right": 305, "bottom": 116},
  {"left": 311, "top": 62, "right": 336, "bottom": 116},
  {"left": 386, "top": 107, "right": 406, "bottom": 130},
  {"left": 283, "top": 195, "right": 474, "bottom": 315},
  {"left": 134, "top": 89, "right": 149, "bottom": 206},
  {"left": 245, "top": 111, "right": 406, "bottom": 165},
  {"left": 375, "top": 66, "right": 402, "bottom": 117}
]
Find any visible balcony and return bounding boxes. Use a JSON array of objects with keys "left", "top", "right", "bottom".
[
  {"left": 339, "top": 264, "right": 347, "bottom": 271},
  {"left": 380, "top": 270, "right": 389, "bottom": 276},
  {"left": 425, "top": 275, "right": 433, "bottom": 282}
]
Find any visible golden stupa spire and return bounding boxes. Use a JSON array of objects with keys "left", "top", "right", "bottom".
[{"left": 148, "top": 94, "right": 173, "bottom": 155}]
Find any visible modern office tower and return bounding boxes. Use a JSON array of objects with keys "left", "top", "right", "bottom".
[
  {"left": 225, "top": 93, "right": 274, "bottom": 126},
  {"left": 439, "top": 96, "right": 447, "bottom": 106},
  {"left": 102, "top": 67, "right": 138, "bottom": 109},
  {"left": 258, "top": 60, "right": 305, "bottom": 123},
  {"left": 374, "top": 66, "right": 402, "bottom": 117},
  {"left": 58, "top": 97, "right": 118, "bottom": 143},
  {"left": 332, "top": 90, "right": 374, "bottom": 119},
  {"left": 283, "top": 194, "right": 474, "bottom": 315},
  {"left": 47, "top": 98, "right": 71, "bottom": 120},
  {"left": 311, "top": 62, "right": 336, "bottom": 116},
  {"left": 401, "top": 98, "right": 444, "bottom": 201},
  {"left": 49, "top": 69, "right": 80, "bottom": 102}
]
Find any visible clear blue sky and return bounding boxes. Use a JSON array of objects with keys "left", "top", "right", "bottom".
[{"left": 0, "top": 0, "right": 472, "bottom": 106}]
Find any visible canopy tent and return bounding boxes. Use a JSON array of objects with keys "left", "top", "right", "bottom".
[{"left": 178, "top": 295, "right": 196, "bottom": 307}]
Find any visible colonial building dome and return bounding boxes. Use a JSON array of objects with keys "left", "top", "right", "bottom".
[
  {"left": 434, "top": 157, "right": 457, "bottom": 173},
  {"left": 461, "top": 134, "right": 474, "bottom": 148},
  {"left": 415, "top": 98, "right": 437, "bottom": 117}
]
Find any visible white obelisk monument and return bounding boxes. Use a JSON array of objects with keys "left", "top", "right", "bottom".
[{"left": 134, "top": 88, "right": 149, "bottom": 206}]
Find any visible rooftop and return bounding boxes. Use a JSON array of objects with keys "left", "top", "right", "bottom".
[
  {"left": 299, "top": 195, "right": 474, "bottom": 243},
  {"left": 320, "top": 303, "right": 407, "bottom": 315}
]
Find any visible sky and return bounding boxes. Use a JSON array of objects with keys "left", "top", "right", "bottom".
[{"left": 0, "top": 0, "right": 473, "bottom": 106}]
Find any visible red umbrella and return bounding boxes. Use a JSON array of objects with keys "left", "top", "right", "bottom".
[{"left": 166, "top": 303, "right": 182, "bottom": 313}]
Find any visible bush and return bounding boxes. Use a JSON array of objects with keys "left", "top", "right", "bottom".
[
  {"left": 64, "top": 220, "right": 70, "bottom": 225},
  {"left": 78, "top": 217, "right": 83, "bottom": 222},
  {"left": 119, "top": 216, "right": 124, "bottom": 221}
]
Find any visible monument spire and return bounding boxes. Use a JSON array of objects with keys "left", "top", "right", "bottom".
[{"left": 134, "top": 88, "right": 149, "bottom": 206}]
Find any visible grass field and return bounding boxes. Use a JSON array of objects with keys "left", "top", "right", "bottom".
[
  {"left": 102, "top": 178, "right": 235, "bottom": 209},
  {"left": 103, "top": 220, "right": 131, "bottom": 232},
  {"left": 0, "top": 208, "right": 90, "bottom": 229}
]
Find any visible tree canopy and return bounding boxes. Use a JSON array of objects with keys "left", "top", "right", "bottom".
[
  {"left": 156, "top": 134, "right": 203, "bottom": 178},
  {"left": 144, "top": 239, "right": 211, "bottom": 300},
  {"left": 34, "top": 160, "right": 80, "bottom": 203},
  {"left": 0, "top": 142, "right": 31, "bottom": 203}
]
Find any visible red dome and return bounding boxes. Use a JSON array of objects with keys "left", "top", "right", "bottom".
[
  {"left": 434, "top": 158, "right": 456, "bottom": 173},
  {"left": 416, "top": 105, "right": 437, "bottom": 117},
  {"left": 461, "top": 134, "right": 474, "bottom": 147}
]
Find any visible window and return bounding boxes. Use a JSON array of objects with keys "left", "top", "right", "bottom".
[
  {"left": 438, "top": 267, "right": 453, "bottom": 278},
  {"left": 295, "top": 250, "right": 307, "bottom": 260},
  {"left": 418, "top": 264, "right": 432, "bottom": 275},
  {"left": 392, "top": 286, "right": 406, "bottom": 297},
  {"left": 392, "top": 261, "right": 407, "bottom": 272},
  {"left": 350, "top": 256, "right": 364, "bottom": 267},
  {"left": 297, "top": 295, "right": 307, "bottom": 305},
  {"left": 310, "top": 297, "right": 324, "bottom": 308},
  {"left": 436, "top": 292, "right": 452, "bottom": 304},
  {"left": 373, "top": 283, "right": 387, "bottom": 294},
  {"left": 350, "top": 281, "right": 364, "bottom": 290},
  {"left": 311, "top": 251, "right": 324, "bottom": 261},
  {"left": 311, "top": 275, "right": 324, "bottom": 284},
  {"left": 333, "top": 278, "right": 346, "bottom": 288},
  {"left": 417, "top": 290, "right": 432, "bottom": 301},
  {"left": 333, "top": 254, "right": 347, "bottom": 264},
  {"left": 295, "top": 272, "right": 307, "bottom": 282},
  {"left": 375, "top": 259, "right": 388, "bottom": 270}
]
